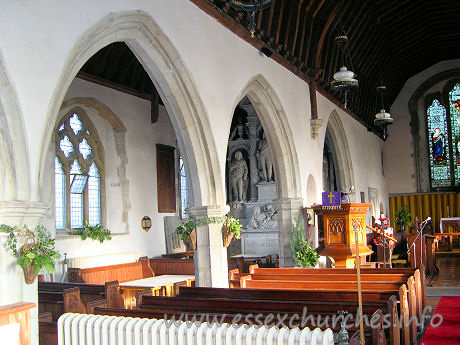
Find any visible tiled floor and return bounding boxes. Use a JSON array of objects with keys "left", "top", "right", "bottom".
[{"left": 430, "top": 256, "right": 460, "bottom": 287}]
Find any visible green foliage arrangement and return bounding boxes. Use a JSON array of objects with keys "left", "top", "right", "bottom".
[
  {"left": 395, "top": 205, "right": 411, "bottom": 232},
  {"left": 290, "top": 213, "right": 319, "bottom": 268},
  {"left": 72, "top": 221, "right": 112, "bottom": 243},
  {"left": 223, "top": 216, "right": 243, "bottom": 240},
  {"left": 175, "top": 216, "right": 243, "bottom": 240},
  {"left": 0, "top": 224, "right": 61, "bottom": 276}
]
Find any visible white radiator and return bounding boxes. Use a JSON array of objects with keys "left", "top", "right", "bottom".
[
  {"left": 68, "top": 252, "right": 139, "bottom": 269},
  {"left": 58, "top": 313, "right": 334, "bottom": 345}
]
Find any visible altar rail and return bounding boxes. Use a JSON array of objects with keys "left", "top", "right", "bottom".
[{"left": 389, "top": 192, "right": 460, "bottom": 233}]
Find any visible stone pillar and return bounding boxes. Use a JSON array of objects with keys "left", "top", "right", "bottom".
[
  {"left": 188, "top": 205, "right": 230, "bottom": 287},
  {"left": 0, "top": 200, "right": 50, "bottom": 345},
  {"left": 275, "top": 198, "right": 304, "bottom": 267}
]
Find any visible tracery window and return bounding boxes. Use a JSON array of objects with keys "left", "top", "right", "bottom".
[
  {"left": 178, "top": 156, "right": 189, "bottom": 219},
  {"left": 427, "top": 82, "right": 460, "bottom": 189},
  {"left": 55, "top": 111, "right": 103, "bottom": 230}
]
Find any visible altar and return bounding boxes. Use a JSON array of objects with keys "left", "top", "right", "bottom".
[{"left": 313, "top": 202, "right": 373, "bottom": 268}]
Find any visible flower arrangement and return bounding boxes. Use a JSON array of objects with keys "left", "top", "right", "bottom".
[
  {"left": 72, "top": 221, "right": 112, "bottom": 243},
  {"left": 0, "top": 224, "right": 61, "bottom": 284},
  {"left": 290, "top": 213, "right": 319, "bottom": 268},
  {"left": 175, "top": 216, "right": 243, "bottom": 248}
]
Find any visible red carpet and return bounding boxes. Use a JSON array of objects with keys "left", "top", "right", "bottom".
[{"left": 421, "top": 296, "right": 460, "bottom": 345}]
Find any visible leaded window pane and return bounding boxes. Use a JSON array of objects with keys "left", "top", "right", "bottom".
[
  {"left": 427, "top": 99, "right": 451, "bottom": 188},
  {"left": 88, "top": 163, "right": 101, "bottom": 225},
  {"left": 59, "top": 135, "right": 74, "bottom": 157},
  {"left": 79, "top": 138, "right": 92, "bottom": 159},
  {"left": 55, "top": 157, "right": 66, "bottom": 229},
  {"left": 56, "top": 111, "right": 103, "bottom": 231},
  {"left": 70, "top": 193, "right": 83, "bottom": 229},
  {"left": 69, "top": 113, "right": 83, "bottom": 134},
  {"left": 449, "top": 83, "right": 460, "bottom": 186}
]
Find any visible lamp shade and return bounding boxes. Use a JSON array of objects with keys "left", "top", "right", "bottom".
[{"left": 331, "top": 66, "right": 358, "bottom": 90}]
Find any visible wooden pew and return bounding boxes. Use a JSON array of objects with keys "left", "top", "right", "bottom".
[
  {"left": 38, "top": 281, "right": 105, "bottom": 306},
  {"left": 241, "top": 276, "right": 404, "bottom": 291},
  {"left": 148, "top": 257, "right": 194, "bottom": 275},
  {"left": 39, "top": 321, "right": 57, "bottom": 345},
  {"left": 38, "top": 287, "right": 86, "bottom": 322},
  {"left": 67, "top": 258, "right": 154, "bottom": 284},
  {"left": 245, "top": 266, "right": 427, "bottom": 326}
]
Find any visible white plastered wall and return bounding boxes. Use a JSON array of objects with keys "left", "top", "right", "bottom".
[{"left": 0, "top": 0, "right": 389, "bottom": 270}]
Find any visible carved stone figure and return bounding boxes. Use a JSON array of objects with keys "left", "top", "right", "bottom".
[
  {"left": 257, "top": 133, "right": 274, "bottom": 182},
  {"left": 230, "top": 151, "right": 248, "bottom": 202},
  {"left": 248, "top": 204, "right": 278, "bottom": 230},
  {"left": 229, "top": 118, "right": 248, "bottom": 140},
  {"left": 248, "top": 206, "right": 266, "bottom": 229}
]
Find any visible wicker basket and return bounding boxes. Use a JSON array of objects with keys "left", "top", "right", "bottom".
[
  {"left": 20, "top": 243, "right": 39, "bottom": 284},
  {"left": 185, "top": 228, "right": 197, "bottom": 251},
  {"left": 222, "top": 225, "right": 234, "bottom": 248}
]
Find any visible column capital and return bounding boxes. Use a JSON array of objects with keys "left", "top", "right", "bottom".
[
  {"left": 275, "top": 198, "right": 304, "bottom": 210},
  {"left": 0, "top": 200, "right": 50, "bottom": 226},
  {"left": 187, "top": 204, "right": 230, "bottom": 218}
]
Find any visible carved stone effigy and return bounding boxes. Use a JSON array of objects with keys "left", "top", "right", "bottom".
[
  {"left": 313, "top": 203, "right": 373, "bottom": 268},
  {"left": 226, "top": 98, "right": 279, "bottom": 256}
]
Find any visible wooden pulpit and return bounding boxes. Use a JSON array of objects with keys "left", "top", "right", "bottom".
[{"left": 313, "top": 203, "right": 373, "bottom": 268}]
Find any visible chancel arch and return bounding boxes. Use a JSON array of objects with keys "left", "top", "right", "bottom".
[
  {"left": 0, "top": 58, "right": 30, "bottom": 202},
  {"left": 231, "top": 75, "right": 302, "bottom": 266},
  {"left": 38, "top": 10, "right": 224, "bottom": 210},
  {"left": 323, "top": 110, "right": 355, "bottom": 196}
]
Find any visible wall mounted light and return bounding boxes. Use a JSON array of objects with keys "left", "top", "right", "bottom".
[{"left": 141, "top": 216, "right": 152, "bottom": 232}]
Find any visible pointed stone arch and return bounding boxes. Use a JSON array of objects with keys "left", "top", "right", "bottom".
[
  {"left": 235, "top": 75, "right": 301, "bottom": 200},
  {"left": 233, "top": 75, "right": 302, "bottom": 266},
  {"left": 38, "top": 10, "right": 224, "bottom": 208},
  {"left": 0, "top": 55, "right": 30, "bottom": 201},
  {"left": 324, "top": 110, "right": 355, "bottom": 194}
]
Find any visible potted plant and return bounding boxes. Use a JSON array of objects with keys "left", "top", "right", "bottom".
[
  {"left": 290, "top": 214, "right": 319, "bottom": 268},
  {"left": 0, "top": 224, "right": 61, "bottom": 284},
  {"left": 72, "top": 221, "right": 112, "bottom": 243},
  {"left": 395, "top": 205, "right": 411, "bottom": 233}
]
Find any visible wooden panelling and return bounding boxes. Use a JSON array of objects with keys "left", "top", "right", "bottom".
[{"left": 389, "top": 192, "right": 460, "bottom": 233}]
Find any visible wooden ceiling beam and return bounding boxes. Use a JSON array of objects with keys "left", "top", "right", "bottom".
[
  {"left": 275, "top": 0, "right": 286, "bottom": 45},
  {"left": 291, "top": 0, "right": 305, "bottom": 56},
  {"left": 313, "top": 2, "right": 341, "bottom": 67},
  {"left": 283, "top": 1, "right": 295, "bottom": 51}
]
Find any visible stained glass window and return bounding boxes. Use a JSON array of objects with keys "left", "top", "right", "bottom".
[
  {"left": 427, "top": 100, "right": 450, "bottom": 188},
  {"left": 55, "top": 110, "right": 103, "bottom": 231},
  {"left": 449, "top": 83, "right": 460, "bottom": 186}
]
